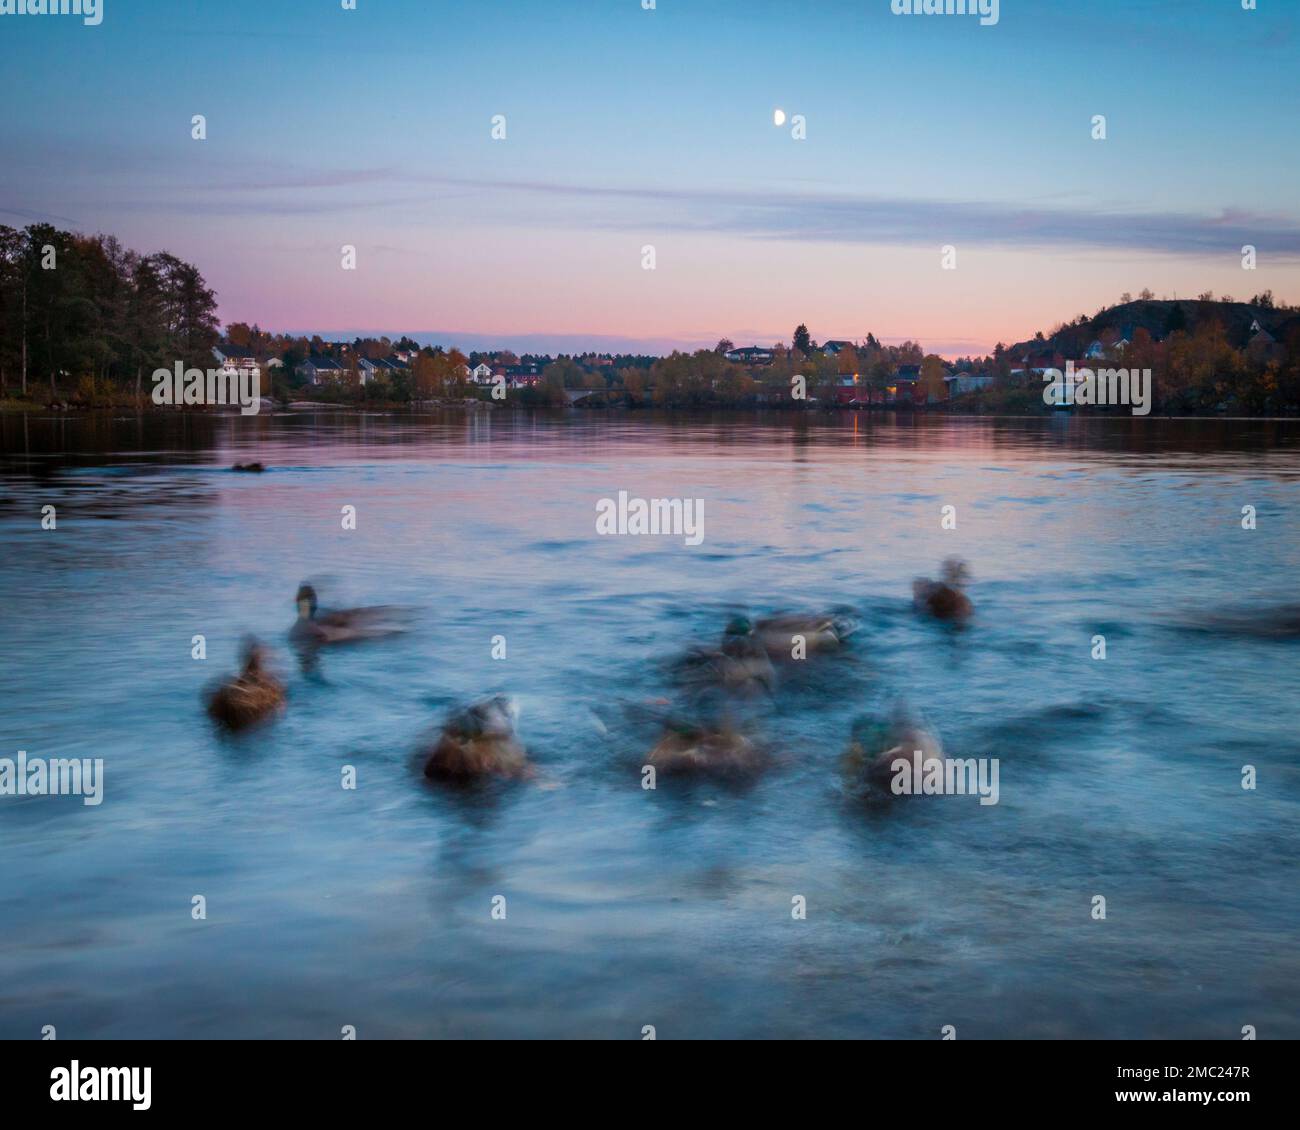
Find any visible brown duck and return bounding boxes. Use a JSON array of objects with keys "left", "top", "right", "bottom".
[
  {"left": 646, "top": 720, "right": 766, "bottom": 779},
  {"left": 422, "top": 696, "right": 531, "bottom": 782},
  {"left": 913, "top": 558, "right": 973, "bottom": 622},
  {"left": 206, "top": 640, "right": 285, "bottom": 730}
]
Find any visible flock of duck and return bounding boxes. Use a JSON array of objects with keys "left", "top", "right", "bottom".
[
  {"left": 205, "top": 559, "right": 976, "bottom": 799},
  {"left": 208, "top": 456, "right": 1297, "bottom": 797}
]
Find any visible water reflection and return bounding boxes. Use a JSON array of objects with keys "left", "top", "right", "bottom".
[{"left": 0, "top": 411, "right": 1297, "bottom": 1039}]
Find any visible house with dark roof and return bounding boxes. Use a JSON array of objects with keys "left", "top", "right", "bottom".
[
  {"left": 486, "top": 364, "right": 538, "bottom": 389},
  {"left": 1246, "top": 321, "right": 1283, "bottom": 364},
  {"left": 298, "top": 355, "right": 348, "bottom": 385},
  {"left": 357, "top": 357, "right": 410, "bottom": 385},
  {"left": 886, "top": 364, "right": 921, "bottom": 402},
  {"left": 1012, "top": 349, "right": 1065, "bottom": 376},
  {"left": 946, "top": 372, "right": 995, "bottom": 396},
  {"left": 821, "top": 340, "right": 855, "bottom": 356},
  {"left": 724, "top": 346, "right": 774, "bottom": 365},
  {"left": 829, "top": 374, "right": 867, "bottom": 404}
]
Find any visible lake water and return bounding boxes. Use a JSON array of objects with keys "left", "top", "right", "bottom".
[{"left": 1, "top": 410, "right": 1298, "bottom": 1039}]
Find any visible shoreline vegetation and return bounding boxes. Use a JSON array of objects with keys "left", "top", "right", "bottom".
[
  {"left": 8, "top": 396, "right": 1300, "bottom": 421},
  {"left": 2, "top": 223, "right": 1298, "bottom": 418},
  {"left": 9, "top": 398, "right": 1300, "bottom": 424}
]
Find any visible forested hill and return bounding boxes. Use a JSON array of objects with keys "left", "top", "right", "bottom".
[{"left": 1007, "top": 296, "right": 1300, "bottom": 358}]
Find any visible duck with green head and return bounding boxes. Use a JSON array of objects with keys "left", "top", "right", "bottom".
[
  {"left": 672, "top": 616, "right": 778, "bottom": 697},
  {"left": 842, "top": 707, "right": 945, "bottom": 798},
  {"left": 735, "top": 611, "right": 859, "bottom": 661}
]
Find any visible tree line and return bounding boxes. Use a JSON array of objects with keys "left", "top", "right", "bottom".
[
  {"left": 5, "top": 226, "right": 1295, "bottom": 416},
  {"left": 0, "top": 224, "right": 219, "bottom": 402}
]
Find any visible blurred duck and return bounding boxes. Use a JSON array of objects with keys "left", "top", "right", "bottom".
[
  {"left": 206, "top": 640, "right": 285, "bottom": 731},
  {"left": 290, "top": 584, "right": 406, "bottom": 647},
  {"left": 1180, "top": 605, "right": 1300, "bottom": 640},
  {"left": 646, "top": 719, "right": 766, "bottom": 778},
  {"left": 672, "top": 617, "right": 778, "bottom": 697},
  {"left": 913, "top": 558, "right": 973, "bottom": 622},
  {"left": 231, "top": 462, "right": 266, "bottom": 473},
  {"left": 842, "top": 710, "right": 945, "bottom": 798},
  {"left": 736, "top": 612, "right": 859, "bottom": 661},
  {"left": 422, "top": 696, "right": 531, "bottom": 782}
]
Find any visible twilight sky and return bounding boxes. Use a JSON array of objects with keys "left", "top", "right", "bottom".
[{"left": 2, "top": 0, "right": 1298, "bottom": 357}]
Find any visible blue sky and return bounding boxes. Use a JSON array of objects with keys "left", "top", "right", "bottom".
[{"left": 2, "top": 0, "right": 1297, "bottom": 355}]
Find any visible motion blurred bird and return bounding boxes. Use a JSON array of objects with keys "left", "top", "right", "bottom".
[
  {"left": 672, "top": 616, "right": 778, "bottom": 697},
  {"left": 289, "top": 584, "right": 407, "bottom": 647},
  {"left": 1178, "top": 604, "right": 1300, "bottom": 640},
  {"left": 206, "top": 639, "right": 285, "bottom": 731},
  {"left": 646, "top": 719, "right": 766, "bottom": 779},
  {"left": 842, "top": 708, "right": 945, "bottom": 798},
  {"left": 736, "top": 612, "right": 859, "bottom": 661},
  {"left": 422, "top": 696, "right": 531, "bottom": 782},
  {"left": 913, "top": 558, "right": 973, "bottom": 622}
]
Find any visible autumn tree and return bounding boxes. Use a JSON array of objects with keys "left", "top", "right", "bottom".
[{"left": 919, "top": 355, "right": 948, "bottom": 403}]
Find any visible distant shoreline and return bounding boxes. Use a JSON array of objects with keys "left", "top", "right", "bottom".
[{"left": 3, "top": 397, "right": 1297, "bottom": 421}]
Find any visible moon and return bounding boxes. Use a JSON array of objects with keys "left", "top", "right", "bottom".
[{"left": 773, "top": 108, "right": 786, "bottom": 127}]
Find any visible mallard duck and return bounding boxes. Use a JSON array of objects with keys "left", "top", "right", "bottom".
[
  {"left": 672, "top": 617, "right": 778, "bottom": 696},
  {"left": 842, "top": 711, "right": 945, "bottom": 797},
  {"left": 206, "top": 640, "right": 285, "bottom": 730},
  {"left": 231, "top": 462, "right": 266, "bottom": 473},
  {"left": 913, "top": 558, "right": 973, "bottom": 622},
  {"left": 735, "top": 613, "right": 858, "bottom": 661},
  {"left": 289, "top": 584, "right": 406, "bottom": 647},
  {"left": 422, "top": 696, "right": 530, "bottom": 782},
  {"left": 646, "top": 720, "right": 766, "bottom": 778}
]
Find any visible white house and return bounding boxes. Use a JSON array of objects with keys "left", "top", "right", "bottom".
[
  {"left": 357, "top": 357, "right": 407, "bottom": 385},
  {"left": 1085, "top": 336, "right": 1130, "bottom": 361},
  {"left": 469, "top": 363, "right": 494, "bottom": 385},
  {"left": 212, "top": 349, "right": 260, "bottom": 379},
  {"left": 212, "top": 350, "right": 284, "bottom": 380}
]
